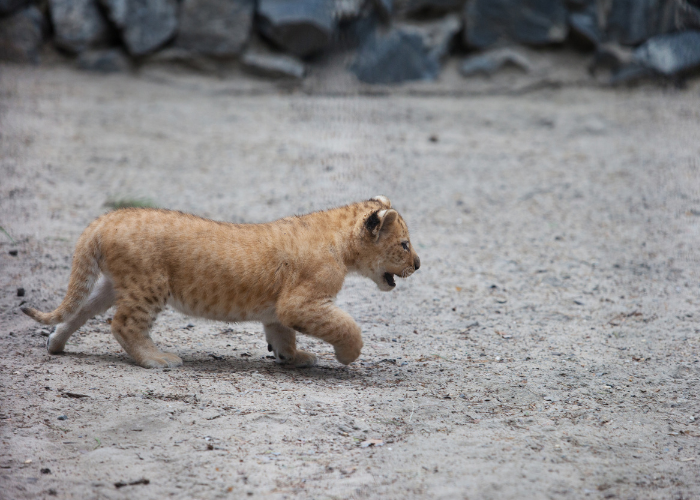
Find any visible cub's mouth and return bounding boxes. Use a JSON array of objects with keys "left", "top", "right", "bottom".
[{"left": 383, "top": 272, "right": 396, "bottom": 287}]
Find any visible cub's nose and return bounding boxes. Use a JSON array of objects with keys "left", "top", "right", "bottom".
[{"left": 414, "top": 255, "right": 420, "bottom": 270}]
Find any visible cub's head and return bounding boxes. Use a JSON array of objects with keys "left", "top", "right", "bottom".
[{"left": 357, "top": 196, "right": 421, "bottom": 292}]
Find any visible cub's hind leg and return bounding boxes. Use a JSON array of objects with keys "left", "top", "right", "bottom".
[
  {"left": 47, "top": 274, "right": 116, "bottom": 354},
  {"left": 264, "top": 323, "right": 317, "bottom": 368},
  {"left": 110, "top": 294, "right": 182, "bottom": 369}
]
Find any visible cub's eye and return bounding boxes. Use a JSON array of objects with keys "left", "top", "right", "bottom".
[{"left": 401, "top": 242, "right": 409, "bottom": 251}]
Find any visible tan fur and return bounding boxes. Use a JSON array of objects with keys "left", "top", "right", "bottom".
[{"left": 22, "top": 197, "right": 420, "bottom": 369}]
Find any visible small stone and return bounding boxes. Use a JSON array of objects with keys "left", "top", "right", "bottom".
[
  {"left": 16, "top": 287, "right": 24, "bottom": 297},
  {"left": 635, "top": 30, "right": 700, "bottom": 76},
  {"left": 77, "top": 48, "right": 129, "bottom": 73},
  {"left": 242, "top": 52, "right": 306, "bottom": 79},
  {"left": 41, "top": 468, "right": 51, "bottom": 474},
  {"left": 9, "top": 250, "right": 18, "bottom": 256},
  {"left": 57, "top": 415, "right": 67, "bottom": 421},
  {"left": 460, "top": 48, "right": 532, "bottom": 77}
]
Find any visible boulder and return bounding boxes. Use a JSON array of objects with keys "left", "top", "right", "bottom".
[
  {"left": 49, "top": 0, "right": 111, "bottom": 53},
  {"left": 351, "top": 29, "right": 438, "bottom": 83},
  {"left": 0, "top": 6, "right": 43, "bottom": 62},
  {"left": 350, "top": 15, "right": 460, "bottom": 83},
  {"left": 464, "top": 0, "right": 568, "bottom": 48},
  {"left": 77, "top": 48, "right": 130, "bottom": 72},
  {"left": 242, "top": 52, "right": 306, "bottom": 78},
  {"left": 460, "top": 47, "right": 532, "bottom": 76},
  {"left": 101, "top": 0, "right": 178, "bottom": 56},
  {"left": 635, "top": 30, "right": 700, "bottom": 75},
  {"left": 175, "top": 0, "right": 253, "bottom": 56},
  {"left": 257, "top": 0, "right": 335, "bottom": 58},
  {"left": 0, "top": 0, "right": 29, "bottom": 16}
]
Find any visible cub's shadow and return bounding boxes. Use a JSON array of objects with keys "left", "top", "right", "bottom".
[{"left": 65, "top": 351, "right": 366, "bottom": 382}]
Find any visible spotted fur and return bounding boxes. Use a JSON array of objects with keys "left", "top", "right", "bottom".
[{"left": 21, "top": 197, "right": 420, "bottom": 368}]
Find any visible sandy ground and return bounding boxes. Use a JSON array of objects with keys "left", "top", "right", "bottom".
[{"left": 1, "top": 62, "right": 700, "bottom": 500}]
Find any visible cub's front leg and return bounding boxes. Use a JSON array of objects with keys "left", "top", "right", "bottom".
[
  {"left": 264, "top": 323, "right": 318, "bottom": 367},
  {"left": 277, "top": 297, "right": 363, "bottom": 365}
]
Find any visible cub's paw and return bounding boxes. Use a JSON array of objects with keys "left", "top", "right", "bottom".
[
  {"left": 139, "top": 352, "right": 183, "bottom": 369},
  {"left": 271, "top": 347, "right": 317, "bottom": 368},
  {"left": 290, "top": 350, "right": 318, "bottom": 368},
  {"left": 46, "top": 333, "right": 65, "bottom": 354},
  {"left": 46, "top": 325, "right": 69, "bottom": 354},
  {"left": 334, "top": 345, "right": 361, "bottom": 365}
]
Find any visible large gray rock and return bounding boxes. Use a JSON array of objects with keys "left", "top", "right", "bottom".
[
  {"left": 351, "top": 29, "right": 438, "bottom": 83},
  {"left": 464, "top": 0, "right": 568, "bottom": 48},
  {"left": 49, "top": 0, "right": 111, "bottom": 53},
  {"left": 635, "top": 30, "right": 700, "bottom": 75},
  {"left": 175, "top": 0, "right": 253, "bottom": 56},
  {"left": 101, "top": 0, "right": 178, "bottom": 56},
  {"left": 0, "top": 0, "right": 29, "bottom": 16},
  {"left": 350, "top": 15, "right": 460, "bottom": 84},
  {"left": 0, "top": 6, "right": 43, "bottom": 62},
  {"left": 257, "top": 0, "right": 335, "bottom": 57}
]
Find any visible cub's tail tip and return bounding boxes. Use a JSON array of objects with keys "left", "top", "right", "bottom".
[{"left": 21, "top": 306, "right": 48, "bottom": 323}]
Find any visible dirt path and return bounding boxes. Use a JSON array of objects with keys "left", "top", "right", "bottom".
[{"left": 1, "top": 65, "right": 699, "bottom": 499}]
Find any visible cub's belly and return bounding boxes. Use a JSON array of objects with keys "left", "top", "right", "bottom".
[{"left": 166, "top": 295, "right": 277, "bottom": 324}]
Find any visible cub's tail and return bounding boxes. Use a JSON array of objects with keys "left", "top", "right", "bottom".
[{"left": 21, "top": 226, "right": 101, "bottom": 325}]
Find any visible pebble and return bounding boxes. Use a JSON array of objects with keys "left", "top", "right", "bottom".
[{"left": 57, "top": 415, "right": 67, "bottom": 421}]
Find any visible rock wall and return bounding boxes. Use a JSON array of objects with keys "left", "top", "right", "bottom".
[{"left": 0, "top": 0, "right": 699, "bottom": 83}]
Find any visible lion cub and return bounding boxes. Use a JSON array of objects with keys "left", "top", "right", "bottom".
[{"left": 22, "top": 196, "right": 420, "bottom": 369}]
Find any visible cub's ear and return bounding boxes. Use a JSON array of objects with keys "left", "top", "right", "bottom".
[
  {"left": 371, "top": 195, "right": 391, "bottom": 208},
  {"left": 365, "top": 209, "right": 398, "bottom": 238}
]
